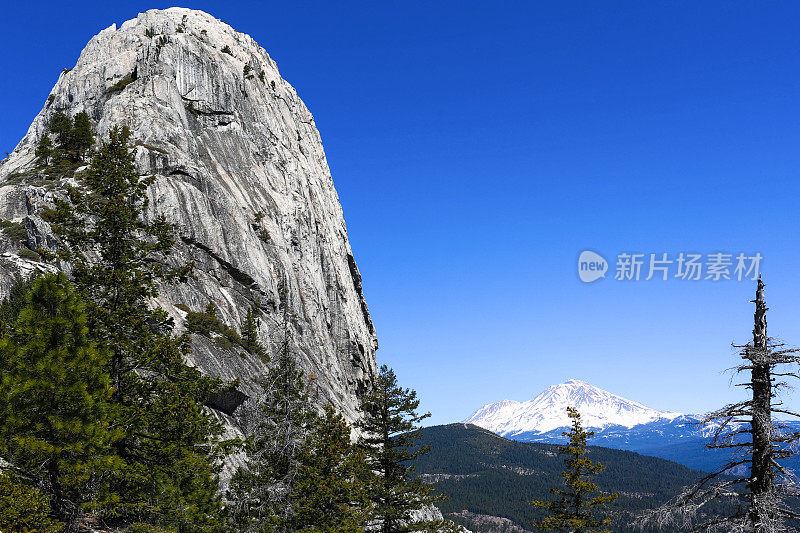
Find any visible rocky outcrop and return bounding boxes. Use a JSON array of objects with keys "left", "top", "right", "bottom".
[{"left": 0, "top": 8, "right": 377, "bottom": 436}]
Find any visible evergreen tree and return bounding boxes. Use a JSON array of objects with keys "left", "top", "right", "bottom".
[
  {"left": 48, "top": 111, "right": 73, "bottom": 152},
  {"left": 49, "top": 126, "right": 224, "bottom": 530},
  {"left": 357, "top": 365, "right": 441, "bottom": 533},
  {"left": 291, "top": 404, "right": 369, "bottom": 532},
  {"left": 35, "top": 132, "right": 53, "bottom": 166},
  {"left": 0, "top": 273, "right": 119, "bottom": 528},
  {"left": 70, "top": 110, "right": 94, "bottom": 161},
  {"left": 0, "top": 275, "right": 31, "bottom": 335},
  {"left": 533, "top": 408, "right": 616, "bottom": 533},
  {"left": 227, "top": 338, "right": 318, "bottom": 533},
  {"left": 241, "top": 304, "right": 266, "bottom": 360}
]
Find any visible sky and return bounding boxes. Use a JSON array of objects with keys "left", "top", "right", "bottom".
[{"left": 3, "top": 2, "right": 800, "bottom": 426}]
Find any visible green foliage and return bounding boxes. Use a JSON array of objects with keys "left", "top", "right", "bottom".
[
  {"left": 49, "top": 111, "right": 73, "bottom": 153},
  {"left": 47, "top": 94, "right": 55, "bottom": 104},
  {"left": 533, "top": 408, "right": 617, "bottom": 532},
  {"left": 227, "top": 343, "right": 318, "bottom": 532},
  {"left": 258, "top": 70, "right": 266, "bottom": 83},
  {"left": 186, "top": 303, "right": 244, "bottom": 349},
  {"left": 40, "top": 207, "right": 58, "bottom": 222},
  {"left": 0, "top": 472, "right": 62, "bottom": 533},
  {"left": 16, "top": 248, "right": 40, "bottom": 261},
  {"left": 0, "top": 276, "right": 30, "bottom": 335},
  {"left": 221, "top": 45, "right": 233, "bottom": 55},
  {"left": 0, "top": 220, "right": 27, "bottom": 242},
  {"left": 40, "top": 110, "right": 94, "bottom": 167},
  {"left": 0, "top": 274, "right": 119, "bottom": 526},
  {"left": 48, "top": 126, "right": 224, "bottom": 530},
  {"left": 357, "top": 365, "right": 441, "bottom": 533},
  {"left": 414, "top": 424, "right": 721, "bottom": 533},
  {"left": 35, "top": 132, "right": 53, "bottom": 166},
  {"left": 71, "top": 111, "right": 94, "bottom": 160},
  {"left": 291, "top": 404, "right": 369, "bottom": 532},
  {"left": 107, "top": 76, "right": 135, "bottom": 94},
  {"left": 241, "top": 305, "right": 267, "bottom": 361}
]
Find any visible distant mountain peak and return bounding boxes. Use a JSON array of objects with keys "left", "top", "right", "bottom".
[{"left": 463, "top": 380, "right": 682, "bottom": 436}]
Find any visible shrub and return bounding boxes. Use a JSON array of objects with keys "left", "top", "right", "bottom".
[
  {"left": 0, "top": 472, "right": 62, "bottom": 533},
  {"left": 16, "top": 249, "right": 40, "bottom": 261},
  {"left": 0, "top": 221, "right": 27, "bottom": 242},
  {"left": 185, "top": 303, "right": 243, "bottom": 347},
  {"left": 125, "top": 523, "right": 173, "bottom": 533},
  {"left": 107, "top": 76, "right": 134, "bottom": 94},
  {"left": 221, "top": 45, "right": 233, "bottom": 56},
  {"left": 258, "top": 70, "right": 266, "bottom": 83}
]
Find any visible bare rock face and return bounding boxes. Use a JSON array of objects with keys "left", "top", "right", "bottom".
[{"left": 0, "top": 8, "right": 378, "bottom": 434}]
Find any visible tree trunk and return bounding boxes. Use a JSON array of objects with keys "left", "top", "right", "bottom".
[{"left": 749, "top": 278, "right": 774, "bottom": 525}]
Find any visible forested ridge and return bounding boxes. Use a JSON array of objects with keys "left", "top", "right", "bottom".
[{"left": 414, "top": 424, "right": 726, "bottom": 532}]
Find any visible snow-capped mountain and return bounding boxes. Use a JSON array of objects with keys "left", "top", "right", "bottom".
[
  {"left": 463, "top": 379, "right": 682, "bottom": 437},
  {"left": 463, "top": 379, "right": 800, "bottom": 474}
]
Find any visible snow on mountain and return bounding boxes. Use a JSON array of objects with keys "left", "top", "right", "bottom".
[{"left": 463, "top": 379, "right": 682, "bottom": 436}]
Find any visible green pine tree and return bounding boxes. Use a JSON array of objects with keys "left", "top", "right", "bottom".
[
  {"left": 48, "top": 111, "right": 73, "bottom": 161},
  {"left": 0, "top": 273, "right": 119, "bottom": 528},
  {"left": 291, "top": 404, "right": 370, "bottom": 532},
  {"left": 35, "top": 132, "right": 54, "bottom": 166},
  {"left": 0, "top": 275, "right": 31, "bottom": 335},
  {"left": 228, "top": 339, "right": 318, "bottom": 533},
  {"left": 533, "top": 407, "right": 617, "bottom": 533},
  {"left": 241, "top": 304, "right": 266, "bottom": 360},
  {"left": 357, "top": 365, "right": 442, "bottom": 533},
  {"left": 70, "top": 110, "right": 94, "bottom": 161},
  {"left": 49, "top": 125, "right": 224, "bottom": 530}
]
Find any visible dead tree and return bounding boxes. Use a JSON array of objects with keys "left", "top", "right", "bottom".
[{"left": 640, "top": 278, "right": 800, "bottom": 532}]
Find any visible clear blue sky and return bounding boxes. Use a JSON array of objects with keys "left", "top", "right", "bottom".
[{"left": 3, "top": 2, "right": 800, "bottom": 426}]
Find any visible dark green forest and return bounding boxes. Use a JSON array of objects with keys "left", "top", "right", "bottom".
[{"left": 414, "top": 424, "right": 727, "bottom": 532}]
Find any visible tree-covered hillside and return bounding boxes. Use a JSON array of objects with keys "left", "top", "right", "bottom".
[{"left": 414, "top": 424, "right": 722, "bottom": 532}]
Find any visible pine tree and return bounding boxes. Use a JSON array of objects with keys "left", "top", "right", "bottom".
[
  {"left": 35, "top": 132, "right": 53, "bottom": 166},
  {"left": 357, "top": 365, "right": 441, "bottom": 533},
  {"left": 0, "top": 275, "right": 31, "bottom": 335},
  {"left": 70, "top": 110, "right": 94, "bottom": 161},
  {"left": 533, "top": 408, "right": 616, "bottom": 533},
  {"left": 48, "top": 111, "right": 73, "bottom": 152},
  {"left": 241, "top": 304, "right": 266, "bottom": 360},
  {"left": 291, "top": 404, "right": 369, "bottom": 532},
  {"left": 0, "top": 273, "right": 119, "bottom": 528},
  {"left": 227, "top": 338, "right": 318, "bottom": 533},
  {"left": 643, "top": 279, "right": 800, "bottom": 532},
  {"left": 49, "top": 126, "right": 224, "bottom": 530}
]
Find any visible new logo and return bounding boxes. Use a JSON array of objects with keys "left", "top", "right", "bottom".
[{"left": 578, "top": 250, "right": 607, "bottom": 283}]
